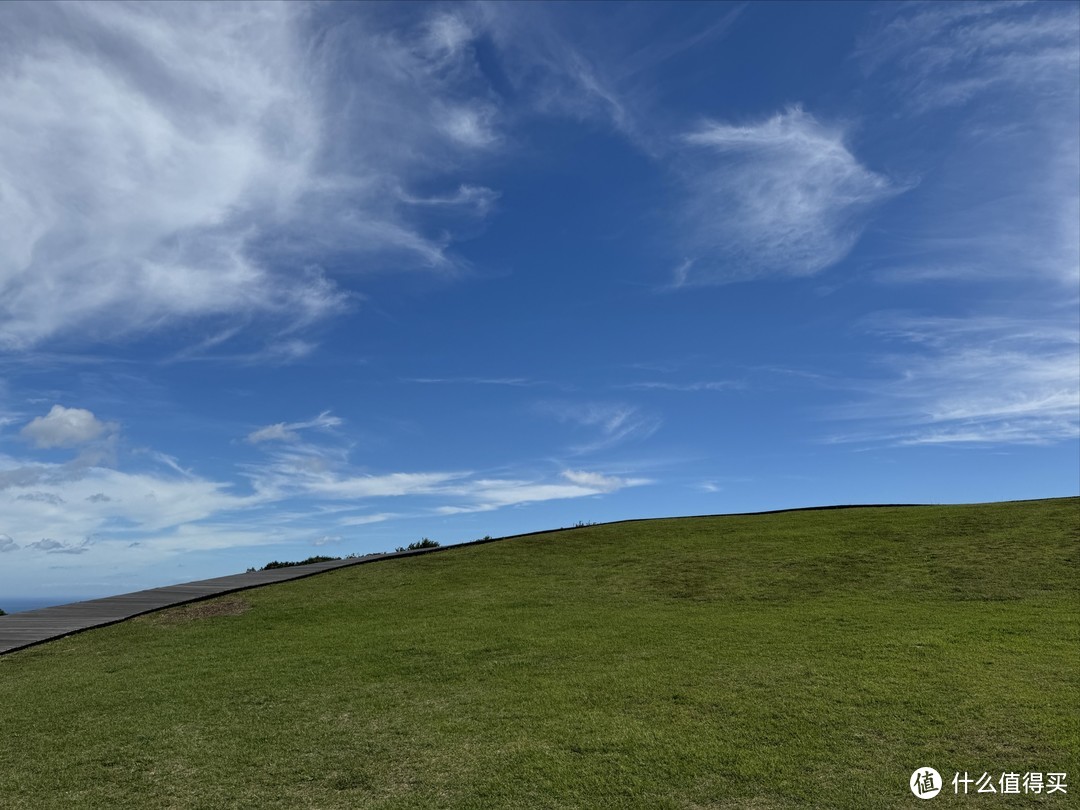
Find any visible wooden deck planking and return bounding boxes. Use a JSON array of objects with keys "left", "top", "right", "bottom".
[
  {"left": 0, "top": 503, "right": 947, "bottom": 658},
  {"left": 0, "top": 552, "right": 411, "bottom": 656}
]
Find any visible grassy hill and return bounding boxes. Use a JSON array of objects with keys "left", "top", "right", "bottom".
[{"left": 1, "top": 499, "right": 1077, "bottom": 809}]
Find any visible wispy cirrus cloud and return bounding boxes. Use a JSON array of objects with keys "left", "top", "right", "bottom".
[
  {"left": 858, "top": 1, "right": 1079, "bottom": 287},
  {"left": 619, "top": 380, "right": 742, "bottom": 392},
  {"left": 479, "top": 1, "right": 743, "bottom": 149},
  {"left": 336, "top": 512, "right": 399, "bottom": 528},
  {"left": 673, "top": 107, "right": 900, "bottom": 285},
  {"left": 246, "top": 411, "right": 343, "bottom": 445},
  {"left": 536, "top": 401, "right": 661, "bottom": 454},
  {"left": 435, "top": 469, "right": 649, "bottom": 514},
  {"left": 403, "top": 376, "right": 545, "bottom": 387},
  {"left": 478, "top": 2, "right": 634, "bottom": 136},
  {"left": 241, "top": 416, "right": 652, "bottom": 512},
  {"left": 0, "top": 2, "right": 501, "bottom": 350},
  {"left": 858, "top": 1, "right": 1080, "bottom": 114},
  {"left": 830, "top": 314, "right": 1079, "bottom": 447}
]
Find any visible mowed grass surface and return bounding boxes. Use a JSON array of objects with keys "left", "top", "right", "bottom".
[{"left": 1, "top": 499, "right": 1077, "bottom": 809}]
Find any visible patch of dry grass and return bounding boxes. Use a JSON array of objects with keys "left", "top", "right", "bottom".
[{"left": 141, "top": 596, "right": 251, "bottom": 625}]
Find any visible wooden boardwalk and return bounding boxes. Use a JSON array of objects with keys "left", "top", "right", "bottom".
[
  {"left": 0, "top": 552, "right": 413, "bottom": 656},
  {"left": 0, "top": 502, "right": 945, "bottom": 657}
]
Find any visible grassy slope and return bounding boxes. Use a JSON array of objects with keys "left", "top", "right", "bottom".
[{"left": 1, "top": 499, "right": 1077, "bottom": 809}]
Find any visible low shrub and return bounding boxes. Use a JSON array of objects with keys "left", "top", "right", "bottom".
[
  {"left": 394, "top": 538, "right": 440, "bottom": 552},
  {"left": 247, "top": 555, "right": 342, "bottom": 573}
]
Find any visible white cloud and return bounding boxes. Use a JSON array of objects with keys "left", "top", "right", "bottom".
[
  {"left": 169, "top": 335, "right": 324, "bottom": 366},
  {"left": 438, "top": 104, "right": 499, "bottom": 148},
  {"left": 423, "top": 11, "right": 475, "bottom": 60},
  {"left": 434, "top": 504, "right": 497, "bottom": 516},
  {"left": 858, "top": 2, "right": 1080, "bottom": 113},
  {"left": 20, "top": 405, "right": 112, "bottom": 449},
  {"left": 243, "top": 426, "right": 651, "bottom": 513},
  {"left": 476, "top": 2, "right": 742, "bottom": 149},
  {"left": 399, "top": 184, "right": 500, "bottom": 217},
  {"left": 246, "top": 424, "right": 296, "bottom": 445},
  {"left": 404, "top": 376, "right": 541, "bottom": 387},
  {"left": 0, "top": 459, "right": 254, "bottom": 543},
  {"left": 561, "top": 469, "right": 648, "bottom": 492},
  {"left": 675, "top": 107, "right": 899, "bottom": 284},
  {"left": 0, "top": 3, "right": 502, "bottom": 350},
  {"left": 620, "top": 381, "right": 741, "bottom": 392},
  {"left": 538, "top": 401, "right": 661, "bottom": 453},
  {"left": 303, "top": 472, "right": 465, "bottom": 500},
  {"left": 858, "top": 2, "right": 1080, "bottom": 288},
  {"left": 27, "top": 538, "right": 91, "bottom": 555},
  {"left": 124, "top": 523, "right": 298, "bottom": 556},
  {"left": 246, "top": 411, "right": 343, "bottom": 444},
  {"left": 440, "top": 469, "right": 649, "bottom": 511},
  {"left": 337, "top": 512, "right": 398, "bottom": 527},
  {"left": 832, "top": 314, "right": 1079, "bottom": 447},
  {"left": 478, "top": 2, "right": 633, "bottom": 136},
  {"left": 0, "top": 434, "right": 652, "bottom": 596}
]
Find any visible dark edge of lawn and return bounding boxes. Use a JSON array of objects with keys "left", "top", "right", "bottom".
[{"left": 2, "top": 496, "right": 1073, "bottom": 657}]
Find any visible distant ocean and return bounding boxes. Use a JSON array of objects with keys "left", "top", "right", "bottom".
[{"left": 1, "top": 596, "right": 90, "bottom": 614}]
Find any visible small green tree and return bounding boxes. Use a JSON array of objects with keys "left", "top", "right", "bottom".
[{"left": 395, "top": 537, "right": 440, "bottom": 552}]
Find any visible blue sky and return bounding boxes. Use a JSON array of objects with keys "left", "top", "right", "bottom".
[{"left": 1, "top": 0, "right": 1077, "bottom": 605}]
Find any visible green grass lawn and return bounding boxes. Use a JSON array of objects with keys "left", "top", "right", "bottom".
[{"left": 1, "top": 499, "right": 1077, "bottom": 809}]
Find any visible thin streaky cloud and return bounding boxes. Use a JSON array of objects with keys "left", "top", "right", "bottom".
[
  {"left": 404, "top": 377, "right": 545, "bottom": 387},
  {"left": 614, "top": 4, "right": 746, "bottom": 81},
  {"left": 536, "top": 401, "right": 662, "bottom": 454},
  {"left": 856, "top": 1, "right": 1079, "bottom": 287},
  {"left": 246, "top": 411, "right": 343, "bottom": 444},
  {"left": 618, "top": 381, "right": 743, "bottom": 392},
  {"left": 857, "top": 1, "right": 1080, "bottom": 113},
  {"left": 398, "top": 185, "right": 501, "bottom": 217},
  {"left": 829, "top": 314, "right": 1079, "bottom": 447},
  {"left": 336, "top": 513, "right": 399, "bottom": 527},
  {"left": 440, "top": 469, "right": 649, "bottom": 511},
  {"left": 478, "top": 2, "right": 637, "bottom": 139}
]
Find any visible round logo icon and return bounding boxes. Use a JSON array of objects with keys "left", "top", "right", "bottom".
[{"left": 910, "top": 768, "right": 943, "bottom": 799}]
